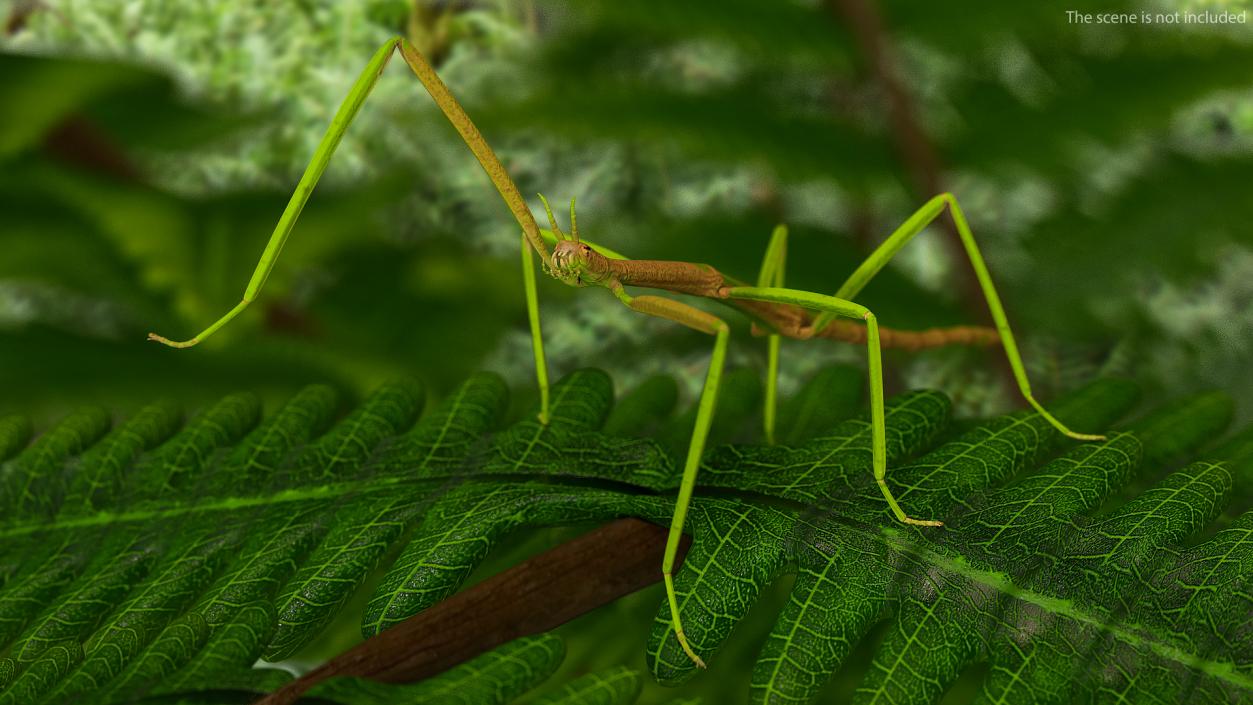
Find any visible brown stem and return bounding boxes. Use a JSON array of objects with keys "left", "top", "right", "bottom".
[
  {"left": 252, "top": 518, "right": 686, "bottom": 705},
  {"left": 829, "top": 0, "right": 946, "bottom": 201}
]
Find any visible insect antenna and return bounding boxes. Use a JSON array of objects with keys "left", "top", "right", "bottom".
[
  {"left": 569, "top": 197, "right": 580, "bottom": 244},
  {"left": 537, "top": 193, "right": 567, "bottom": 241}
]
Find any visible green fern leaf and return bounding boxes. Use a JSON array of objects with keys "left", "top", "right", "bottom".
[{"left": 0, "top": 368, "right": 1248, "bottom": 705}]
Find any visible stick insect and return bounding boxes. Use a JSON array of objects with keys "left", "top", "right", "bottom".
[{"left": 148, "top": 38, "right": 1106, "bottom": 669}]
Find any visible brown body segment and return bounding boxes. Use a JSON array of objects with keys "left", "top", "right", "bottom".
[
  {"left": 803, "top": 319, "right": 998, "bottom": 350},
  {"left": 744, "top": 301, "right": 998, "bottom": 350},
  {"left": 608, "top": 259, "right": 728, "bottom": 298},
  {"left": 603, "top": 257, "right": 997, "bottom": 351}
]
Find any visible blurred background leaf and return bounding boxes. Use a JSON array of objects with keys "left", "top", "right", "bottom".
[{"left": 0, "top": 0, "right": 1250, "bottom": 420}]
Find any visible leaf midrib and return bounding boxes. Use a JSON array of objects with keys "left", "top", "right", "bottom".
[
  {"left": 863, "top": 523, "right": 1253, "bottom": 692},
  {"left": 4, "top": 448, "right": 1245, "bottom": 692}
]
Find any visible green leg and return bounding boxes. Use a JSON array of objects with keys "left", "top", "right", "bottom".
[
  {"left": 726, "top": 286, "right": 941, "bottom": 527},
  {"left": 521, "top": 235, "right": 550, "bottom": 424},
  {"left": 148, "top": 39, "right": 402, "bottom": 347},
  {"left": 611, "top": 285, "right": 728, "bottom": 669},
  {"left": 149, "top": 36, "right": 559, "bottom": 437},
  {"left": 396, "top": 39, "right": 549, "bottom": 263},
  {"left": 764, "top": 334, "right": 781, "bottom": 444},
  {"left": 812, "top": 193, "right": 1105, "bottom": 442},
  {"left": 756, "top": 225, "right": 788, "bottom": 445},
  {"left": 149, "top": 37, "right": 551, "bottom": 348}
]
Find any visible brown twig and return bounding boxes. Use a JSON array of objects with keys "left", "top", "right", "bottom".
[{"left": 253, "top": 518, "right": 686, "bottom": 705}]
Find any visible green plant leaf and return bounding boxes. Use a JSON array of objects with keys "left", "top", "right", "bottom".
[
  {"left": 530, "top": 666, "right": 642, "bottom": 705},
  {"left": 0, "top": 52, "right": 250, "bottom": 158},
  {"left": 0, "top": 367, "right": 1249, "bottom": 705},
  {"left": 308, "top": 634, "right": 564, "bottom": 705}
]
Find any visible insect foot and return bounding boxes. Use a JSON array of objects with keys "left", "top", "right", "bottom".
[{"left": 147, "top": 332, "right": 198, "bottom": 349}]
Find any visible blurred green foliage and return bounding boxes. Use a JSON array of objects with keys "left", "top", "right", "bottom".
[{"left": 3, "top": 0, "right": 1251, "bottom": 427}]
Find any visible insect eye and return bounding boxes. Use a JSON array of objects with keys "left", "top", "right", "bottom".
[{"left": 582, "top": 245, "right": 591, "bottom": 253}]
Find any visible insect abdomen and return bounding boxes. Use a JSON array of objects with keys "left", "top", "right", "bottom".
[{"left": 610, "top": 260, "right": 725, "bottom": 298}]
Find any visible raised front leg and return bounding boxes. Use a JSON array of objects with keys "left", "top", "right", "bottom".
[
  {"left": 816, "top": 193, "right": 1105, "bottom": 442},
  {"left": 146, "top": 36, "right": 560, "bottom": 439},
  {"left": 149, "top": 37, "right": 552, "bottom": 348}
]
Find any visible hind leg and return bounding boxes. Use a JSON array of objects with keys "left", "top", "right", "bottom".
[{"left": 815, "top": 193, "right": 1105, "bottom": 441}]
